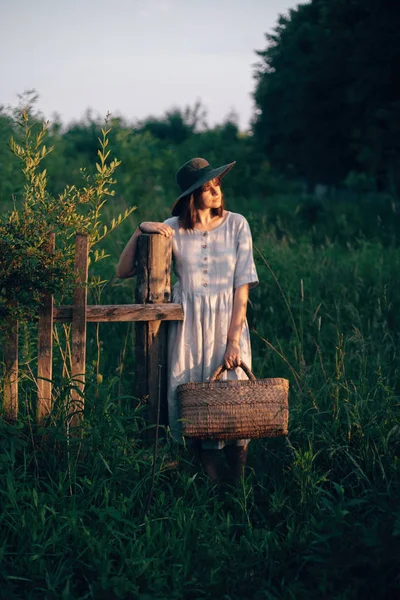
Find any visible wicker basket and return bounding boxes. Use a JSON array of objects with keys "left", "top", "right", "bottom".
[{"left": 177, "top": 362, "right": 289, "bottom": 440}]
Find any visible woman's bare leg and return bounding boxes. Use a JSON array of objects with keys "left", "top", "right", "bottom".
[
  {"left": 223, "top": 443, "right": 249, "bottom": 483},
  {"left": 199, "top": 449, "right": 223, "bottom": 483}
]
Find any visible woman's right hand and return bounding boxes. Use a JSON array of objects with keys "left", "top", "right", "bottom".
[{"left": 139, "top": 222, "right": 174, "bottom": 237}]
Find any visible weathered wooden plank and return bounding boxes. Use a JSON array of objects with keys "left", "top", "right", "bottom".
[
  {"left": 135, "top": 234, "right": 172, "bottom": 438},
  {"left": 135, "top": 235, "right": 150, "bottom": 405},
  {"left": 3, "top": 300, "right": 18, "bottom": 420},
  {"left": 147, "top": 234, "right": 172, "bottom": 430},
  {"left": 147, "top": 319, "right": 168, "bottom": 428},
  {"left": 37, "top": 233, "right": 55, "bottom": 421},
  {"left": 53, "top": 303, "right": 183, "bottom": 323},
  {"left": 70, "top": 233, "right": 89, "bottom": 427}
]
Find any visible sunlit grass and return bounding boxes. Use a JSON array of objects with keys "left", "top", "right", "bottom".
[{"left": 1, "top": 195, "right": 400, "bottom": 598}]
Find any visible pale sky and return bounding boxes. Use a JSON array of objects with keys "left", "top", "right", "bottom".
[{"left": 1, "top": 0, "right": 299, "bottom": 130}]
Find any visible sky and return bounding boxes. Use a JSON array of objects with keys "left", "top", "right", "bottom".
[{"left": 1, "top": 0, "right": 299, "bottom": 131}]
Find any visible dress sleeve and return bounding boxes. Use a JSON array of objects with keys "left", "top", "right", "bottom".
[{"left": 234, "top": 217, "right": 259, "bottom": 290}]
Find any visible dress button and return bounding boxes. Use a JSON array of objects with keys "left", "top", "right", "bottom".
[
  {"left": 203, "top": 244, "right": 207, "bottom": 249},
  {"left": 203, "top": 283, "right": 207, "bottom": 287},
  {"left": 203, "top": 257, "right": 207, "bottom": 261},
  {"left": 203, "top": 269, "right": 208, "bottom": 274},
  {"left": 203, "top": 232, "right": 208, "bottom": 237}
]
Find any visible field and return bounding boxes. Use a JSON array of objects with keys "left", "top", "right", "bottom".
[
  {"left": 2, "top": 0, "right": 400, "bottom": 591},
  {"left": 1, "top": 185, "right": 400, "bottom": 599}
]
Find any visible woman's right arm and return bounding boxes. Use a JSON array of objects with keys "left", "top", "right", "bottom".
[{"left": 116, "top": 221, "right": 174, "bottom": 278}]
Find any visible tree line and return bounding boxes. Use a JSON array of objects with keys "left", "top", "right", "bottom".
[
  {"left": 1, "top": 0, "right": 399, "bottom": 204},
  {"left": 253, "top": 0, "right": 400, "bottom": 193}
]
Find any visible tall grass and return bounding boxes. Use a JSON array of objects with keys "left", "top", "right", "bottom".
[{"left": 1, "top": 194, "right": 400, "bottom": 599}]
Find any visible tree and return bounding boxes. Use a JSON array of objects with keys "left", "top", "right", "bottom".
[
  {"left": 253, "top": 0, "right": 400, "bottom": 192},
  {"left": 137, "top": 100, "right": 208, "bottom": 145}
]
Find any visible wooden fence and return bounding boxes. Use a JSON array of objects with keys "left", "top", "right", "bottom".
[{"left": 2, "top": 232, "right": 184, "bottom": 432}]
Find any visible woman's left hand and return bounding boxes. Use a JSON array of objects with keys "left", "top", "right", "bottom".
[{"left": 223, "top": 339, "right": 241, "bottom": 370}]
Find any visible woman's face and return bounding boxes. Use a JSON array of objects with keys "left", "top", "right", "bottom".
[{"left": 196, "top": 178, "right": 222, "bottom": 210}]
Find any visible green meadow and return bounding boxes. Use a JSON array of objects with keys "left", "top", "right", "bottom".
[
  {"left": 1, "top": 160, "right": 400, "bottom": 597},
  {"left": 2, "top": 0, "right": 400, "bottom": 587}
]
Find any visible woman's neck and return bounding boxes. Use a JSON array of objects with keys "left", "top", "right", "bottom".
[{"left": 195, "top": 208, "right": 224, "bottom": 227}]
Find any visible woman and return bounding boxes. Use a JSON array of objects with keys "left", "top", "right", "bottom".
[{"left": 117, "top": 158, "right": 258, "bottom": 484}]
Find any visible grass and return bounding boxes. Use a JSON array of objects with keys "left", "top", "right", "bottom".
[{"left": 1, "top": 193, "right": 400, "bottom": 599}]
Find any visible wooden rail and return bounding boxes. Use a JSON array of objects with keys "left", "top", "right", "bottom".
[{"left": 53, "top": 304, "right": 182, "bottom": 322}]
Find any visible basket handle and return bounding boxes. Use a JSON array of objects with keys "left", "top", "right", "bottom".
[{"left": 209, "top": 361, "right": 257, "bottom": 382}]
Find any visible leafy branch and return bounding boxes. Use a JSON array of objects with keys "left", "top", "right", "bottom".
[{"left": 0, "top": 108, "right": 136, "bottom": 328}]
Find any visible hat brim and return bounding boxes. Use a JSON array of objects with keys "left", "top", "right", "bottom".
[{"left": 171, "top": 161, "right": 236, "bottom": 217}]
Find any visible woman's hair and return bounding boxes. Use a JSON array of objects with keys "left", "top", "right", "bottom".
[{"left": 178, "top": 177, "right": 224, "bottom": 230}]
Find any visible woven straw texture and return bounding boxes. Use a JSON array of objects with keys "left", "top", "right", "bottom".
[{"left": 177, "top": 362, "right": 289, "bottom": 440}]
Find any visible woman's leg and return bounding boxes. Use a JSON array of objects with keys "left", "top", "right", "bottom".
[
  {"left": 223, "top": 441, "right": 250, "bottom": 483},
  {"left": 198, "top": 448, "right": 224, "bottom": 483},
  {"left": 186, "top": 439, "right": 202, "bottom": 468},
  {"left": 198, "top": 440, "right": 226, "bottom": 483}
]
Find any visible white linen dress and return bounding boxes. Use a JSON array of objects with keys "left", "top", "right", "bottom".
[{"left": 163, "top": 210, "right": 259, "bottom": 450}]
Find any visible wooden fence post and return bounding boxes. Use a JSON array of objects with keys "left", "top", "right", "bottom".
[
  {"left": 70, "top": 233, "right": 89, "bottom": 427},
  {"left": 3, "top": 300, "right": 18, "bottom": 420},
  {"left": 135, "top": 233, "right": 172, "bottom": 438},
  {"left": 37, "top": 233, "right": 55, "bottom": 421}
]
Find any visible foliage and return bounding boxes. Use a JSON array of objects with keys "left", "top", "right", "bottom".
[
  {"left": 1, "top": 225, "right": 400, "bottom": 597},
  {"left": 136, "top": 100, "right": 207, "bottom": 144},
  {"left": 1, "top": 80, "right": 400, "bottom": 596},
  {"left": 0, "top": 109, "right": 135, "bottom": 327},
  {"left": 253, "top": 0, "right": 400, "bottom": 191},
  {"left": 0, "top": 110, "right": 24, "bottom": 202}
]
